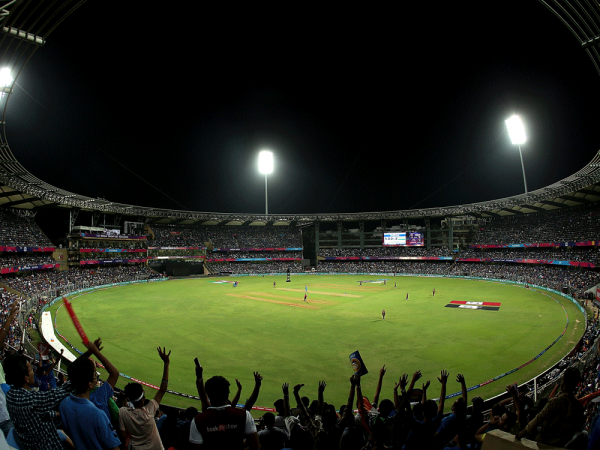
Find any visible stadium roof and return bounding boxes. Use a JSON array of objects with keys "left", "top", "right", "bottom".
[{"left": 0, "top": 0, "right": 599, "bottom": 225}]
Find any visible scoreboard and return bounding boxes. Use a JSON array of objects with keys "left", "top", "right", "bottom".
[{"left": 383, "top": 231, "right": 424, "bottom": 247}]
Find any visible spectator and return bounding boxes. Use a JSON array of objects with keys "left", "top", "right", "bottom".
[
  {"left": 119, "top": 347, "right": 171, "bottom": 450},
  {"left": 258, "top": 412, "right": 289, "bottom": 449},
  {"left": 3, "top": 352, "right": 74, "bottom": 449},
  {"left": 59, "top": 340, "right": 121, "bottom": 450},
  {"left": 517, "top": 366, "right": 584, "bottom": 446},
  {"left": 189, "top": 375, "right": 259, "bottom": 449}
]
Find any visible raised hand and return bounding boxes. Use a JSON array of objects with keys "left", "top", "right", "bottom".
[
  {"left": 400, "top": 373, "right": 409, "bottom": 390},
  {"left": 456, "top": 373, "right": 465, "bottom": 384},
  {"left": 438, "top": 370, "right": 449, "bottom": 384},
  {"left": 194, "top": 358, "right": 203, "bottom": 379},
  {"left": 236, "top": 379, "right": 242, "bottom": 390},
  {"left": 411, "top": 370, "right": 422, "bottom": 383},
  {"left": 318, "top": 380, "right": 327, "bottom": 393},
  {"left": 282, "top": 382, "right": 289, "bottom": 396},
  {"left": 351, "top": 374, "right": 360, "bottom": 386},
  {"left": 85, "top": 339, "right": 100, "bottom": 355},
  {"left": 379, "top": 365, "right": 386, "bottom": 378},
  {"left": 254, "top": 371, "right": 263, "bottom": 386},
  {"left": 157, "top": 347, "right": 171, "bottom": 364},
  {"left": 423, "top": 380, "right": 430, "bottom": 391},
  {"left": 506, "top": 383, "right": 517, "bottom": 395},
  {"left": 92, "top": 338, "right": 103, "bottom": 352},
  {"left": 293, "top": 384, "right": 304, "bottom": 394}
]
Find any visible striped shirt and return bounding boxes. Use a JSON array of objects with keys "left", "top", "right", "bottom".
[{"left": 6, "top": 382, "right": 72, "bottom": 450}]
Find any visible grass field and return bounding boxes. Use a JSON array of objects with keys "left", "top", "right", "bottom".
[{"left": 47, "top": 274, "right": 585, "bottom": 413}]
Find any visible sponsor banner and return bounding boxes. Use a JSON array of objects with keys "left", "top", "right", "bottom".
[
  {"left": 212, "top": 248, "right": 302, "bottom": 252},
  {"left": 325, "top": 256, "right": 452, "bottom": 261},
  {"left": 450, "top": 301, "right": 501, "bottom": 307},
  {"left": 0, "top": 246, "right": 56, "bottom": 252},
  {"left": 80, "top": 259, "right": 147, "bottom": 265},
  {"left": 79, "top": 248, "right": 147, "bottom": 253},
  {"left": 0, "top": 263, "right": 59, "bottom": 274},
  {"left": 457, "top": 258, "right": 595, "bottom": 268},
  {"left": 469, "top": 241, "right": 595, "bottom": 249},
  {"left": 148, "top": 247, "right": 205, "bottom": 250},
  {"left": 147, "top": 255, "right": 206, "bottom": 260},
  {"left": 207, "top": 258, "right": 302, "bottom": 262},
  {"left": 80, "top": 233, "right": 146, "bottom": 240},
  {"left": 445, "top": 304, "right": 500, "bottom": 311}
]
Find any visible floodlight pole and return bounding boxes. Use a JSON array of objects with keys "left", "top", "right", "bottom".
[
  {"left": 264, "top": 173, "right": 269, "bottom": 215},
  {"left": 518, "top": 145, "right": 528, "bottom": 194}
]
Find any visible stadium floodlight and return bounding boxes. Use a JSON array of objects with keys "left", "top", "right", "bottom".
[
  {"left": 258, "top": 150, "right": 273, "bottom": 215},
  {"left": 0, "top": 68, "right": 12, "bottom": 99},
  {"left": 505, "top": 114, "right": 528, "bottom": 194}
]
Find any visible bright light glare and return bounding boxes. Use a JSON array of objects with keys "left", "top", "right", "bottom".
[
  {"left": 505, "top": 115, "right": 526, "bottom": 145},
  {"left": 258, "top": 150, "right": 273, "bottom": 174},
  {"left": 0, "top": 68, "right": 12, "bottom": 87}
]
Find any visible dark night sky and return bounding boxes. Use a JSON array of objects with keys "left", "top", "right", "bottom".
[{"left": 5, "top": 2, "right": 600, "bottom": 217}]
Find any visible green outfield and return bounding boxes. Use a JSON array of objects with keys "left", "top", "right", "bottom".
[{"left": 47, "top": 274, "right": 585, "bottom": 412}]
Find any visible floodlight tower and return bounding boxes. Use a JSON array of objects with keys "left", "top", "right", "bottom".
[
  {"left": 258, "top": 150, "right": 273, "bottom": 215},
  {"left": 505, "top": 114, "right": 528, "bottom": 194}
]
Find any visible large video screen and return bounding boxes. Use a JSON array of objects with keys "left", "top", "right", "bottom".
[{"left": 383, "top": 231, "right": 424, "bottom": 247}]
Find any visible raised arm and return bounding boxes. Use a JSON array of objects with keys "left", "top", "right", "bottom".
[
  {"left": 408, "top": 370, "right": 422, "bottom": 393},
  {"left": 194, "top": 357, "right": 210, "bottom": 412},
  {"left": 355, "top": 376, "right": 370, "bottom": 434},
  {"left": 153, "top": 347, "right": 170, "bottom": 405},
  {"left": 456, "top": 373, "right": 467, "bottom": 403},
  {"left": 422, "top": 380, "right": 430, "bottom": 405},
  {"left": 282, "top": 383, "right": 290, "bottom": 417},
  {"left": 398, "top": 371, "right": 421, "bottom": 415},
  {"left": 293, "top": 384, "right": 315, "bottom": 428},
  {"left": 244, "top": 372, "right": 263, "bottom": 412},
  {"left": 84, "top": 338, "right": 119, "bottom": 388},
  {"left": 394, "top": 373, "right": 408, "bottom": 411},
  {"left": 437, "top": 370, "right": 449, "bottom": 414},
  {"left": 317, "top": 380, "right": 326, "bottom": 416},
  {"left": 373, "top": 365, "right": 386, "bottom": 406},
  {"left": 341, "top": 375, "right": 358, "bottom": 424},
  {"left": 231, "top": 379, "right": 242, "bottom": 407}
]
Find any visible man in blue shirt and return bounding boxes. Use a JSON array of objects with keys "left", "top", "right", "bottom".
[{"left": 59, "top": 341, "right": 121, "bottom": 450}]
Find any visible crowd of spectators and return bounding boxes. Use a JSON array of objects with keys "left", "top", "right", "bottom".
[
  {"left": 77, "top": 254, "right": 147, "bottom": 262},
  {"left": 315, "top": 260, "right": 600, "bottom": 297},
  {"left": 470, "top": 206, "right": 600, "bottom": 245},
  {"left": 318, "top": 247, "right": 452, "bottom": 258},
  {"left": 0, "top": 254, "right": 56, "bottom": 269},
  {"left": 1, "top": 334, "right": 598, "bottom": 449},
  {"left": 208, "top": 261, "right": 303, "bottom": 274},
  {"left": 208, "top": 251, "right": 302, "bottom": 259},
  {"left": 0, "top": 209, "right": 53, "bottom": 248},
  {"left": 459, "top": 248, "right": 600, "bottom": 263},
  {"left": 71, "top": 240, "right": 147, "bottom": 250},
  {"left": 1, "top": 266, "right": 156, "bottom": 299},
  {"left": 208, "top": 226, "right": 302, "bottom": 249},
  {"left": 148, "top": 249, "right": 206, "bottom": 258},
  {"left": 149, "top": 226, "right": 209, "bottom": 248}
]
